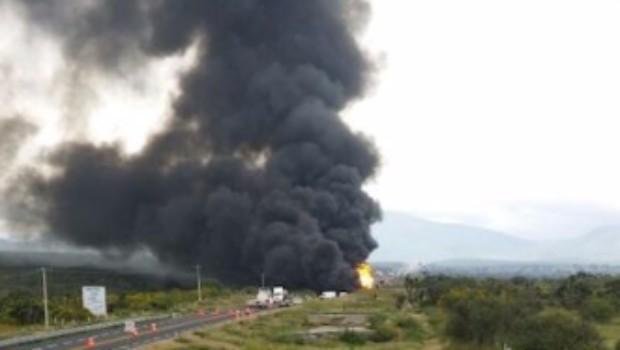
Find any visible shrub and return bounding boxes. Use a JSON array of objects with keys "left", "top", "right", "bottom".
[
  {"left": 0, "top": 292, "right": 44, "bottom": 325},
  {"left": 395, "top": 315, "right": 423, "bottom": 340},
  {"left": 339, "top": 330, "right": 367, "bottom": 345},
  {"left": 175, "top": 337, "right": 192, "bottom": 344},
  {"left": 394, "top": 293, "right": 407, "bottom": 310},
  {"left": 441, "top": 289, "right": 504, "bottom": 345},
  {"left": 193, "top": 331, "right": 207, "bottom": 338},
  {"left": 395, "top": 315, "right": 419, "bottom": 328},
  {"left": 580, "top": 297, "right": 615, "bottom": 322},
  {"left": 369, "top": 312, "right": 388, "bottom": 328},
  {"left": 508, "top": 310, "right": 603, "bottom": 350},
  {"left": 370, "top": 323, "right": 399, "bottom": 342}
]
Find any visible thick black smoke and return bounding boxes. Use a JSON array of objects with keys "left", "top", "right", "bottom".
[{"left": 12, "top": 0, "right": 380, "bottom": 291}]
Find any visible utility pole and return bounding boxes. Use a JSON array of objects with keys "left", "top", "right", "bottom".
[
  {"left": 261, "top": 272, "right": 265, "bottom": 288},
  {"left": 41, "top": 267, "right": 49, "bottom": 329},
  {"left": 195, "top": 265, "right": 202, "bottom": 302}
]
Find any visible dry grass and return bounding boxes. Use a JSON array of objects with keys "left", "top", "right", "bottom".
[{"left": 597, "top": 316, "right": 620, "bottom": 349}]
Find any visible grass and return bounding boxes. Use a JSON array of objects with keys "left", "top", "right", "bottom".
[
  {"left": 149, "top": 288, "right": 438, "bottom": 350},
  {"left": 0, "top": 323, "right": 25, "bottom": 338},
  {"left": 597, "top": 316, "right": 620, "bottom": 349}
]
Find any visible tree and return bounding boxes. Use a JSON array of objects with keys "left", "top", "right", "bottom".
[
  {"left": 555, "top": 273, "right": 594, "bottom": 309},
  {"left": 580, "top": 297, "right": 615, "bottom": 322},
  {"left": 0, "top": 291, "right": 44, "bottom": 325},
  {"left": 440, "top": 288, "right": 505, "bottom": 345},
  {"left": 440, "top": 286, "right": 543, "bottom": 346},
  {"left": 50, "top": 296, "right": 92, "bottom": 322},
  {"left": 509, "top": 310, "right": 603, "bottom": 350},
  {"left": 403, "top": 275, "right": 416, "bottom": 305},
  {"left": 604, "top": 278, "right": 620, "bottom": 309}
]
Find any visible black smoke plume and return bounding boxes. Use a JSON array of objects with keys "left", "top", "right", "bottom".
[{"left": 11, "top": 0, "right": 380, "bottom": 291}]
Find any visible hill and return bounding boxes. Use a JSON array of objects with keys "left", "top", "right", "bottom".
[
  {"left": 370, "top": 212, "right": 534, "bottom": 263},
  {"left": 371, "top": 212, "right": 620, "bottom": 266}
]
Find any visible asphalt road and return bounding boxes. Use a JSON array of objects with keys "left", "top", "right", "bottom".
[{"left": 6, "top": 308, "right": 253, "bottom": 350}]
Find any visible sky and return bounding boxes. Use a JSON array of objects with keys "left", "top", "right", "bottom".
[
  {"left": 1, "top": 1, "right": 620, "bottom": 241},
  {"left": 347, "top": 0, "right": 620, "bottom": 240}
]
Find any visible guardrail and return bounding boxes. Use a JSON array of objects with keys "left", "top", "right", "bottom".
[{"left": 0, "top": 314, "right": 171, "bottom": 348}]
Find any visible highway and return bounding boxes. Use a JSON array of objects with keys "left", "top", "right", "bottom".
[{"left": 5, "top": 308, "right": 255, "bottom": 350}]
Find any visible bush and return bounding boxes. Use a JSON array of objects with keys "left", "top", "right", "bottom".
[
  {"left": 394, "top": 293, "right": 407, "bottom": 310},
  {"left": 367, "top": 312, "right": 399, "bottom": 342},
  {"left": 440, "top": 286, "right": 544, "bottom": 346},
  {"left": 0, "top": 292, "right": 44, "bottom": 325},
  {"left": 508, "top": 310, "right": 603, "bottom": 350},
  {"left": 580, "top": 297, "right": 615, "bottom": 322},
  {"left": 395, "top": 315, "right": 422, "bottom": 340},
  {"left": 370, "top": 323, "right": 399, "bottom": 342},
  {"left": 396, "top": 315, "right": 420, "bottom": 329},
  {"left": 555, "top": 273, "right": 594, "bottom": 309},
  {"left": 174, "top": 337, "right": 192, "bottom": 344},
  {"left": 339, "top": 330, "right": 367, "bottom": 345},
  {"left": 368, "top": 312, "right": 388, "bottom": 328},
  {"left": 441, "top": 289, "right": 505, "bottom": 345},
  {"left": 615, "top": 339, "right": 620, "bottom": 350}
]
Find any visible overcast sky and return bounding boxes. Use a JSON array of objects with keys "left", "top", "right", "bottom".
[
  {"left": 2, "top": 1, "right": 620, "bottom": 241},
  {"left": 346, "top": 0, "right": 620, "bottom": 240}
]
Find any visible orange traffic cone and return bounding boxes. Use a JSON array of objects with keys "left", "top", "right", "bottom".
[
  {"left": 84, "top": 336, "right": 96, "bottom": 348},
  {"left": 150, "top": 323, "right": 158, "bottom": 332}
]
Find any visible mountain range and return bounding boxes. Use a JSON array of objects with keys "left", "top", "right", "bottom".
[{"left": 370, "top": 211, "right": 620, "bottom": 265}]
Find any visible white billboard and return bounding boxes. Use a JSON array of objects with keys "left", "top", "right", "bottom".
[{"left": 82, "top": 286, "right": 107, "bottom": 316}]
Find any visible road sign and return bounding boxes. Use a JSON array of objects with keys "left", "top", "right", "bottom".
[{"left": 82, "top": 286, "right": 107, "bottom": 316}]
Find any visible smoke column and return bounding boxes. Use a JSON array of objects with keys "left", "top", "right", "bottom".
[{"left": 10, "top": 0, "right": 380, "bottom": 291}]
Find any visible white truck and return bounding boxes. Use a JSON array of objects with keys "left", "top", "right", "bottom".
[
  {"left": 320, "top": 291, "right": 338, "bottom": 299},
  {"left": 247, "top": 286, "right": 291, "bottom": 308},
  {"left": 272, "top": 286, "right": 287, "bottom": 303}
]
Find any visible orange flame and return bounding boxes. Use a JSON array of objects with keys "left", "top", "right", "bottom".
[{"left": 356, "top": 262, "right": 375, "bottom": 289}]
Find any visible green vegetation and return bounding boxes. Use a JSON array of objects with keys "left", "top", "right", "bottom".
[
  {"left": 0, "top": 266, "right": 244, "bottom": 339},
  {"left": 509, "top": 310, "right": 603, "bottom": 350},
  {"left": 151, "top": 273, "right": 620, "bottom": 350},
  {"left": 5, "top": 265, "right": 620, "bottom": 349},
  {"left": 411, "top": 273, "right": 620, "bottom": 349}
]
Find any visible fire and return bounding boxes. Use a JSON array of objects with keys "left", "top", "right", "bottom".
[{"left": 356, "top": 262, "right": 375, "bottom": 289}]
